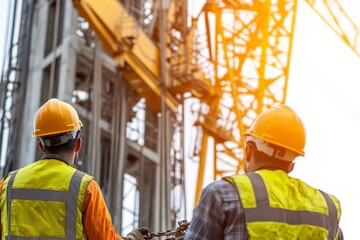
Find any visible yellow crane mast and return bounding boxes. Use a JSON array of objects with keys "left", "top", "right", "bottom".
[
  {"left": 190, "top": 0, "right": 297, "bottom": 203},
  {"left": 190, "top": 0, "right": 360, "bottom": 204}
]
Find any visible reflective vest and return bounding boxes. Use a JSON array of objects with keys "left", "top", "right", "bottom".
[
  {"left": 224, "top": 170, "right": 341, "bottom": 240},
  {"left": 0, "top": 155, "right": 93, "bottom": 239}
]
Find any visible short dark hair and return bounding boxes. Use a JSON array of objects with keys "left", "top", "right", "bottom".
[
  {"left": 42, "top": 138, "right": 77, "bottom": 154},
  {"left": 251, "top": 142, "right": 293, "bottom": 172}
]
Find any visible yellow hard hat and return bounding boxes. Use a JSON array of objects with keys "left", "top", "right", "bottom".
[
  {"left": 33, "top": 98, "right": 83, "bottom": 138},
  {"left": 245, "top": 104, "right": 306, "bottom": 157}
]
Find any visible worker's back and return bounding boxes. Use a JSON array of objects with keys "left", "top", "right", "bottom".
[
  {"left": 0, "top": 158, "right": 93, "bottom": 239},
  {"left": 224, "top": 169, "right": 341, "bottom": 239}
]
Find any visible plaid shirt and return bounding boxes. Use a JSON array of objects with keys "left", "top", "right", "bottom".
[{"left": 185, "top": 179, "right": 248, "bottom": 239}]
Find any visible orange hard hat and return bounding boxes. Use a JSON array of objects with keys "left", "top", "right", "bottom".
[
  {"left": 33, "top": 98, "right": 83, "bottom": 138},
  {"left": 245, "top": 104, "right": 306, "bottom": 158}
]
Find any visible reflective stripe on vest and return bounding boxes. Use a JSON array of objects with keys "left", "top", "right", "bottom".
[
  {"left": 6, "top": 170, "right": 85, "bottom": 240},
  {"left": 246, "top": 173, "right": 337, "bottom": 239},
  {"left": 225, "top": 171, "right": 340, "bottom": 240}
]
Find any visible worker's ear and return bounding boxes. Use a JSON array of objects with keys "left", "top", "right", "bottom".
[
  {"left": 245, "top": 143, "right": 253, "bottom": 162},
  {"left": 75, "top": 137, "right": 82, "bottom": 152},
  {"left": 38, "top": 140, "right": 45, "bottom": 153},
  {"left": 288, "top": 162, "right": 295, "bottom": 173}
]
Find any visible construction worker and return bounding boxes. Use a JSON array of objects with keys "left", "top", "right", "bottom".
[
  {"left": 185, "top": 104, "right": 343, "bottom": 239},
  {"left": 0, "top": 98, "right": 148, "bottom": 240}
]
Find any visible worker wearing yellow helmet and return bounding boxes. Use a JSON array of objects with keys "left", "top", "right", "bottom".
[
  {"left": 186, "top": 104, "right": 343, "bottom": 239},
  {"left": 0, "top": 98, "right": 149, "bottom": 240}
]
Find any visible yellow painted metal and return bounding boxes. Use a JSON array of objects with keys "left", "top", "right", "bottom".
[
  {"left": 192, "top": 0, "right": 296, "bottom": 206},
  {"left": 167, "top": 18, "right": 212, "bottom": 98},
  {"left": 73, "top": 0, "right": 126, "bottom": 55},
  {"left": 194, "top": 131, "right": 209, "bottom": 204},
  {"left": 73, "top": 0, "right": 215, "bottom": 112},
  {"left": 73, "top": 0, "right": 178, "bottom": 112},
  {"left": 120, "top": 50, "right": 178, "bottom": 113},
  {"left": 304, "top": 0, "right": 360, "bottom": 58}
]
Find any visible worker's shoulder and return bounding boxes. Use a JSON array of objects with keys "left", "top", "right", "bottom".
[
  {"left": 2, "top": 168, "right": 21, "bottom": 180},
  {"left": 325, "top": 192, "right": 341, "bottom": 206},
  {"left": 202, "top": 179, "right": 239, "bottom": 201},
  {"left": 75, "top": 168, "right": 93, "bottom": 177},
  {"left": 76, "top": 169, "right": 95, "bottom": 185},
  {"left": 206, "top": 178, "right": 236, "bottom": 190}
]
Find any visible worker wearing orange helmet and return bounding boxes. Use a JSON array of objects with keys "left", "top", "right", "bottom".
[
  {"left": 185, "top": 104, "right": 343, "bottom": 239},
  {"left": 0, "top": 98, "right": 149, "bottom": 240}
]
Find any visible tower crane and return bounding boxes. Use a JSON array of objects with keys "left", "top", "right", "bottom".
[
  {"left": 190, "top": 0, "right": 360, "bottom": 204},
  {"left": 72, "top": 0, "right": 360, "bottom": 210}
]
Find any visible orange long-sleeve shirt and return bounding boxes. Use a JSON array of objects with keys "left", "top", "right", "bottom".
[
  {"left": 82, "top": 179, "right": 124, "bottom": 239},
  {"left": 0, "top": 177, "right": 125, "bottom": 240}
]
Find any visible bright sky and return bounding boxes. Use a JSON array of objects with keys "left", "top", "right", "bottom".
[
  {"left": 287, "top": 0, "right": 360, "bottom": 238},
  {"left": 0, "top": 0, "right": 9, "bottom": 74},
  {"left": 0, "top": 0, "right": 359, "bottom": 238}
]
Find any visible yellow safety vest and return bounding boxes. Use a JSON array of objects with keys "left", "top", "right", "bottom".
[
  {"left": 0, "top": 154, "right": 93, "bottom": 239},
  {"left": 224, "top": 170, "right": 341, "bottom": 240}
]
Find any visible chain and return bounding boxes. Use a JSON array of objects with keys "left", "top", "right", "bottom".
[{"left": 144, "top": 220, "right": 190, "bottom": 240}]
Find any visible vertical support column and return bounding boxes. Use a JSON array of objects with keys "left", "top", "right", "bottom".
[
  {"left": 48, "top": 0, "right": 61, "bottom": 98},
  {"left": 87, "top": 37, "right": 102, "bottom": 180},
  {"left": 4, "top": 0, "right": 35, "bottom": 172},
  {"left": 159, "top": 0, "right": 171, "bottom": 231},
  {"left": 109, "top": 71, "right": 127, "bottom": 231},
  {"left": 58, "top": 0, "right": 79, "bottom": 102},
  {"left": 18, "top": 0, "right": 40, "bottom": 169}
]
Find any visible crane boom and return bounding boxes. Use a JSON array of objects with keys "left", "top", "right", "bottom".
[
  {"left": 305, "top": 0, "right": 360, "bottom": 57},
  {"left": 73, "top": 0, "right": 179, "bottom": 112}
]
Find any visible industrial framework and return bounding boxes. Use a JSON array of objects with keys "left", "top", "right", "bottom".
[
  {"left": 0, "top": 0, "right": 359, "bottom": 235},
  {"left": 72, "top": 0, "right": 360, "bottom": 204}
]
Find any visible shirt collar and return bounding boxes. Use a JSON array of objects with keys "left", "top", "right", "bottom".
[{"left": 42, "top": 153, "right": 76, "bottom": 168}]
